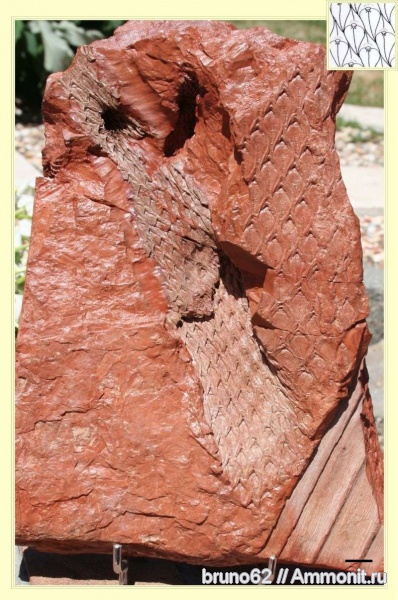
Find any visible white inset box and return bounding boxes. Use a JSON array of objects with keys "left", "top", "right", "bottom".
[{"left": 327, "top": 2, "right": 396, "bottom": 69}]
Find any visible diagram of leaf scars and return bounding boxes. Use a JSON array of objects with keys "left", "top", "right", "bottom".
[{"left": 329, "top": 3, "right": 396, "bottom": 68}]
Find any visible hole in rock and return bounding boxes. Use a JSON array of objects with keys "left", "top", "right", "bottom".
[
  {"left": 164, "top": 73, "right": 205, "bottom": 157},
  {"left": 217, "top": 251, "right": 245, "bottom": 301},
  {"left": 234, "top": 148, "right": 243, "bottom": 165},
  {"left": 101, "top": 107, "right": 130, "bottom": 132},
  {"left": 221, "top": 109, "right": 231, "bottom": 140}
]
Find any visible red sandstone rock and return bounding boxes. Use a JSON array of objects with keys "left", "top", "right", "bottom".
[{"left": 16, "top": 20, "right": 383, "bottom": 568}]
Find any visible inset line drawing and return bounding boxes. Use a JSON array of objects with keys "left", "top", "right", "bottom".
[{"left": 329, "top": 3, "right": 396, "bottom": 67}]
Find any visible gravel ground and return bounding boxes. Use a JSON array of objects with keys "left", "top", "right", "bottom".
[
  {"left": 336, "top": 127, "right": 384, "bottom": 168},
  {"left": 15, "top": 123, "right": 45, "bottom": 172},
  {"left": 15, "top": 123, "right": 385, "bottom": 169},
  {"left": 360, "top": 215, "right": 384, "bottom": 268}
]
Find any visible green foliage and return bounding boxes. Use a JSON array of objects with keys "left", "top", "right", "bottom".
[
  {"left": 346, "top": 71, "right": 384, "bottom": 108},
  {"left": 336, "top": 116, "right": 383, "bottom": 142},
  {"left": 231, "top": 20, "right": 327, "bottom": 45},
  {"left": 15, "top": 188, "right": 34, "bottom": 330},
  {"left": 15, "top": 20, "right": 126, "bottom": 120},
  {"left": 336, "top": 116, "right": 364, "bottom": 130},
  {"left": 16, "top": 19, "right": 384, "bottom": 118}
]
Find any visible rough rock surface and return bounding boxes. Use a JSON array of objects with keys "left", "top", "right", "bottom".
[{"left": 16, "top": 20, "right": 383, "bottom": 568}]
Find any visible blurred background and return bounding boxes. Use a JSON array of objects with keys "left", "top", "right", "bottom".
[{"left": 15, "top": 19, "right": 383, "bottom": 121}]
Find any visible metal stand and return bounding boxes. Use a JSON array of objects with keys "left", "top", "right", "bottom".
[
  {"left": 113, "top": 544, "right": 129, "bottom": 585},
  {"left": 268, "top": 555, "right": 277, "bottom": 582},
  {"left": 253, "top": 555, "right": 278, "bottom": 585}
]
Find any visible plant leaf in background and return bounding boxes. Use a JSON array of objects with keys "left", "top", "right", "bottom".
[
  {"left": 24, "top": 28, "right": 40, "bottom": 57},
  {"left": 15, "top": 19, "right": 24, "bottom": 43},
  {"left": 37, "top": 21, "right": 74, "bottom": 73},
  {"left": 55, "top": 21, "right": 103, "bottom": 48},
  {"left": 34, "top": 21, "right": 81, "bottom": 73},
  {"left": 15, "top": 19, "right": 122, "bottom": 119}
]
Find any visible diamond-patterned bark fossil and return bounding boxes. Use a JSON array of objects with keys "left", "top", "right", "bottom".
[{"left": 16, "top": 20, "right": 383, "bottom": 570}]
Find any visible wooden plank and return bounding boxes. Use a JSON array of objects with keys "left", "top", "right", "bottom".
[
  {"left": 316, "top": 463, "right": 381, "bottom": 571},
  {"left": 280, "top": 397, "right": 369, "bottom": 564},
  {"left": 265, "top": 384, "right": 362, "bottom": 556},
  {"left": 360, "top": 525, "right": 384, "bottom": 573}
]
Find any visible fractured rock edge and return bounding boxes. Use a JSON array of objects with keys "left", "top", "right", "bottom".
[
  {"left": 16, "top": 365, "right": 383, "bottom": 572},
  {"left": 16, "top": 20, "right": 383, "bottom": 567}
]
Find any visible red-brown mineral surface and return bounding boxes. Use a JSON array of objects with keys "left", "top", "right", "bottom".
[{"left": 16, "top": 20, "right": 383, "bottom": 569}]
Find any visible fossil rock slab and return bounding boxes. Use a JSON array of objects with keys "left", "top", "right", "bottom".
[{"left": 16, "top": 20, "right": 383, "bottom": 568}]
